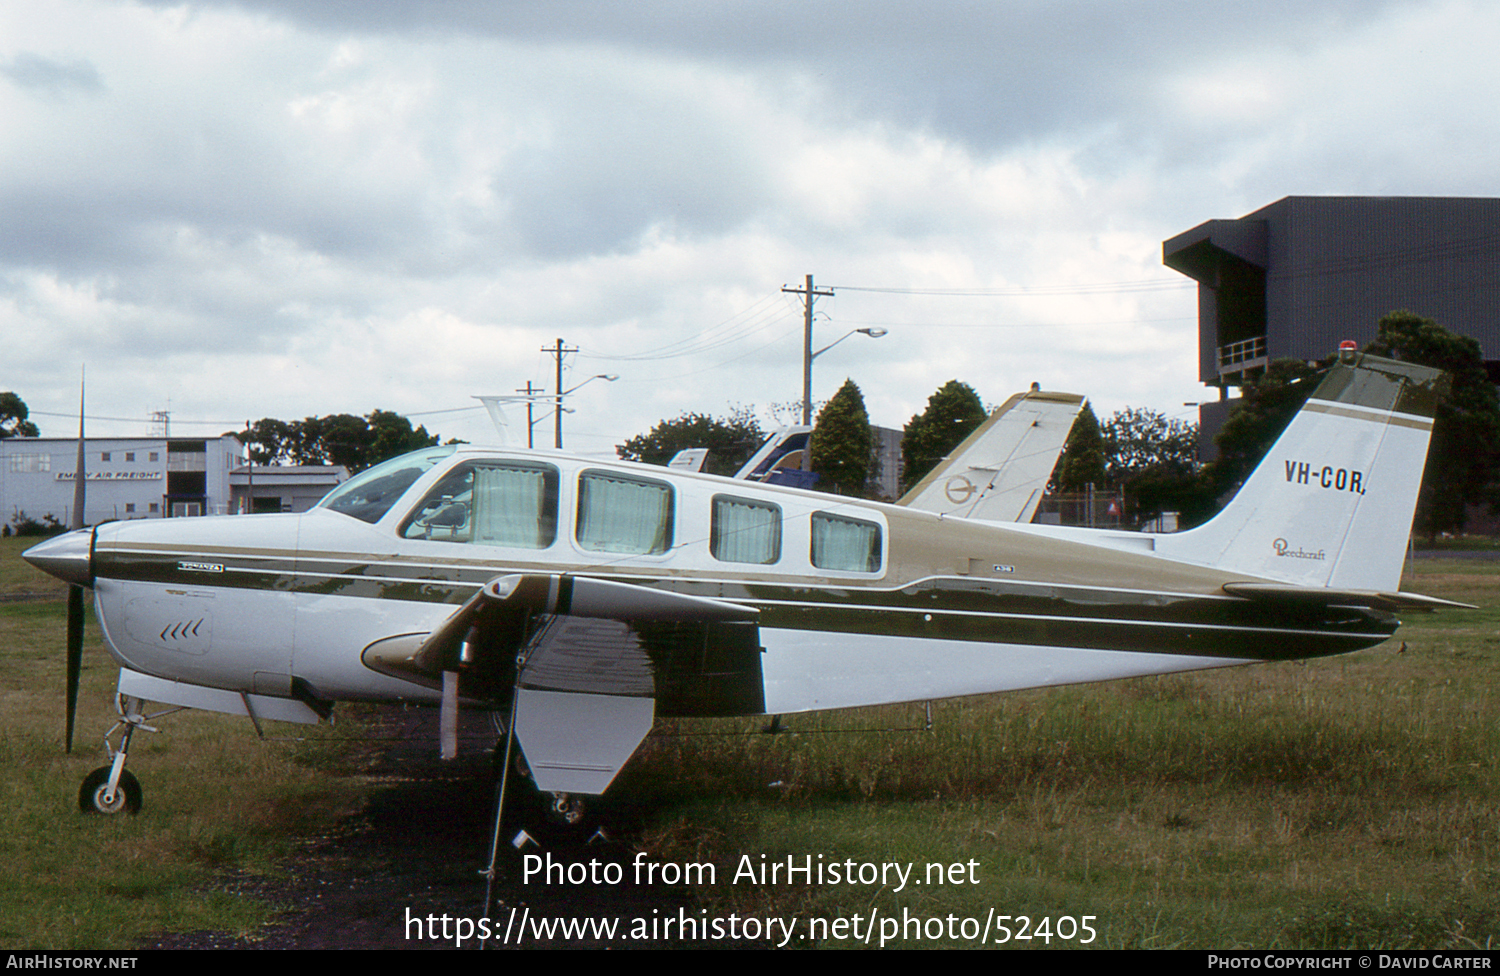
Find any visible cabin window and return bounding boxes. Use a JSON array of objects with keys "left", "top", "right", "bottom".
[
  {"left": 401, "top": 461, "right": 558, "bottom": 548},
  {"left": 711, "top": 495, "right": 781, "bottom": 564},
  {"left": 810, "top": 512, "right": 882, "bottom": 573},
  {"left": 576, "top": 471, "right": 673, "bottom": 555}
]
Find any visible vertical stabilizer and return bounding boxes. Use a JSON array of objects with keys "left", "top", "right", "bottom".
[
  {"left": 1157, "top": 351, "right": 1446, "bottom": 592},
  {"left": 899, "top": 390, "right": 1085, "bottom": 523}
]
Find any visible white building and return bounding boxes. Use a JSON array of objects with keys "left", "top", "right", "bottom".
[
  {"left": 229, "top": 465, "right": 349, "bottom": 514},
  {"left": 2, "top": 435, "right": 246, "bottom": 526}
]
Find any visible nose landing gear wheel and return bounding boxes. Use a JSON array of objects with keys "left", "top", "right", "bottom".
[{"left": 79, "top": 767, "right": 142, "bottom": 815}]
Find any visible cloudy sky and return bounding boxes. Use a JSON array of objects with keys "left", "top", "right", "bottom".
[{"left": 3, "top": 0, "right": 1496, "bottom": 456}]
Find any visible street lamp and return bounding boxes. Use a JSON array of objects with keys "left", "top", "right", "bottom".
[
  {"left": 472, "top": 372, "right": 618, "bottom": 450},
  {"left": 802, "top": 328, "right": 888, "bottom": 425},
  {"left": 555, "top": 374, "right": 617, "bottom": 450}
]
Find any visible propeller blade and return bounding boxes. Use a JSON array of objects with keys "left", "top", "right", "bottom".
[
  {"left": 66, "top": 585, "right": 84, "bottom": 753},
  {"left": 66, "top": 367, "right": 86, "bottom": 753}
]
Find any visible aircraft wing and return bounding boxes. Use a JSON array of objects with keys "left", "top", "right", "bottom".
[
  {"left": 898, "top": 390, "right": 1085, "bottom": 523},
  {"left": 1221, "top": 582, "right": 1477, "bottom": 612},
  {"left": 363, "top": 574, "right": 761, "bottom": 794}
]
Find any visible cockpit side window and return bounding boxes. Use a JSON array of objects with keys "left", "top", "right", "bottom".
[{"left": 401, "top": 461, "right": 559, "bottom": 548}]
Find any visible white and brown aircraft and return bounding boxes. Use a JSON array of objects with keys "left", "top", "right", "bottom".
[{"left": 24, "top": 348, "right": 1469, "bottom": 819}]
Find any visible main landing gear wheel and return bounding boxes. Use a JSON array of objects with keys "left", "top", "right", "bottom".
[{"left": 79, "top": 767, "right": 142, "bottom": 815}]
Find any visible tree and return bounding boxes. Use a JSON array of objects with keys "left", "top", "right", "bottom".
[
  {"left": 1050, "top": 403, "right": 1106, "bottom": 493},
  {"left": 0, "top": 391, "right": 40, "bottom": 438},
  {"left": 901, "top": 380, "right": 987, "bottom": 490},
  {"left": 239, "top": 410, "right": 439, "bottom": 473},
  {"left": 367, "top": 410, "right": 444, "bottom": 468},
  {"left": 1204, "top": 358, "right": 1323, "bottom": 501},
  {"left": 1365, "top": 309, "right": 1500, "bottom": 538},
  {"left": 616, "top": 408, "right": 765, "bottom": 477},
  {"left": 313, "top": 414, "right": 375, "bottom": 471},
  {"left": 810, "top": 379, "right": 873, "bottom": 495},
  {"left": 1101, "top": 407, "right": 1211, "bottom": 525}
]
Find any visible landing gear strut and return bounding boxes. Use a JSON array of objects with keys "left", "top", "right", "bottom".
[{"left": 78, "top": 694, "right": 179, "bottom": 816}]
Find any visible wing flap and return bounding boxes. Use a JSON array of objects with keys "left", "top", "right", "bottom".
[{"left": 514, "top": 689, "right": 655, "bottom": 794}]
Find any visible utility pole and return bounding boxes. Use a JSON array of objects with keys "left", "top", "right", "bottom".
[
  {"left": 783, "top": 274, "right": 834, "bottom": 471},
  {"left": 515, "top": 381, "right": 540, "bottom": 449},
  {"left": 782, "top": 274, "right": 834, "bottom": 426},
  {"left": 245, "top": 419, "right": 253, "bottom": 514},
  {"left": 541, "top": 338, "right": 579, "bottom": 449}
]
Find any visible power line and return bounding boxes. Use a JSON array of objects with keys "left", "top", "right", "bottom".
[
  {"left": 832, "top": 279, "right": 1193, "bottom": 296},
  {"left": 832, "top": 314, "right": 1196, "bottom": 330},
  {"left": 30, "top": 410, "right": 242, "bottom": 427},
  {"left": 582, "top": 294, "right": 791, "bottom": 362}
]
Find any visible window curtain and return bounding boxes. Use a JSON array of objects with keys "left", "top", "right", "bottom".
[
  {"left": 712, "top": 496, "right": 781, "bottom": 564},
  {"left": 577, "top": 474, "right": 672, "bottom": 554},
  {"left": 471, "top": 465, "right": 552, "bottom": 548},
  {"left": 810, "top": 513, "right": 881, "bottom": 572}
]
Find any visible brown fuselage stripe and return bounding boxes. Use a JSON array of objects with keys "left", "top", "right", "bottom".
[{"left": 94, "top": 547, "right": 1399, "bottom": 663}]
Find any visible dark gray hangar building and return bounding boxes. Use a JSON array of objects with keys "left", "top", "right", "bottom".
[{"left": 1164, "top": 197, "right": 1500, "bottom": 437}]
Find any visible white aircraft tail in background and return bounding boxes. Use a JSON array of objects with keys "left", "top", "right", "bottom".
[{"left": 898, "top": 389, "right": 1086, "bottom": 523}]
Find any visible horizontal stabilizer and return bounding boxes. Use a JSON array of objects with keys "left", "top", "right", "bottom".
[{"left": 1222, "top": 581, "right": 1477, "bottom": 612}]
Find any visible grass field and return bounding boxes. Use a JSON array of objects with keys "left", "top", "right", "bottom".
[
  {"left": 3, "top": 534, "right": 1498, "bottom": 949},
  {"left": 0, "top": 537, "right": 367, "bottom": 949},
  {"left": 622, "top": 556, "right": 1500, "bottom": 949}
]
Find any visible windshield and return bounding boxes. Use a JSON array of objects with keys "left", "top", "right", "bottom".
[{"left": 315, "top": 446, "right": 456, "bottom": 524}]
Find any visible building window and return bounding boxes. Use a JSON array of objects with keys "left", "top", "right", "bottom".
[
  {"left": 125, "top": 452, "right": 135, "bottom": 462},
  {"left": 576, "top": 471, "right": 673, "bottom": 555},
  {"left": 148, "top": 503, "right": 158, "bottom": 513},
  {"left": 7, "top": 453, "right": 51, "bottom": 473},
  {"left": 100, "top": 452, "right": 110, "bottom": 462},
  {"left": 810, "top": 512, "right": 882, "bottom": 573},
  {"left": 711, "top": 495, "right": 781, "bottom": 564},
  {"left": 149, "top": 452, "right": 159, "bottom": 462},
  {"left": 125, "top": 503, "right": 135, "bottom": 513}
]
